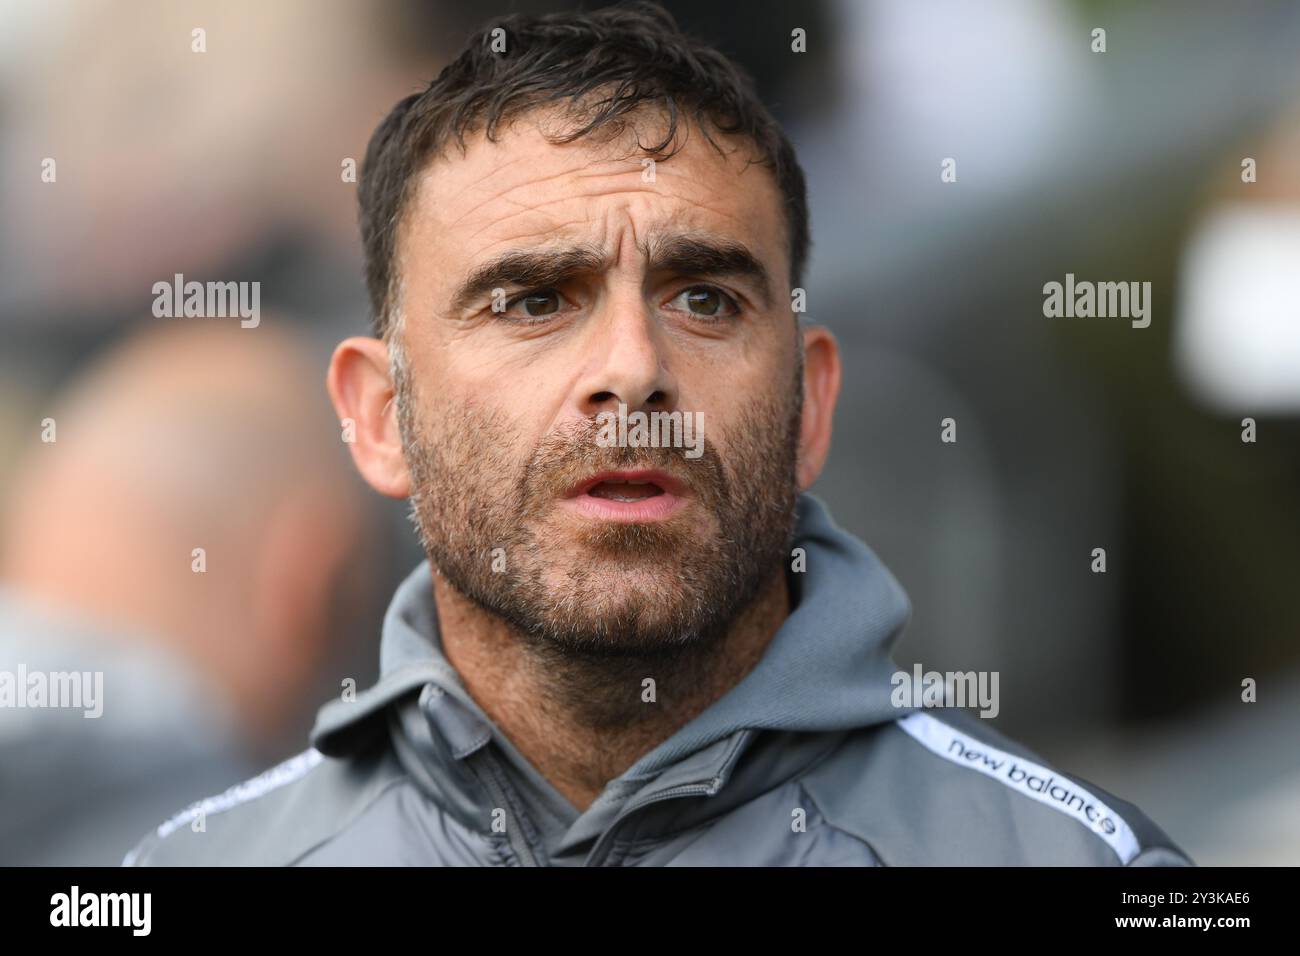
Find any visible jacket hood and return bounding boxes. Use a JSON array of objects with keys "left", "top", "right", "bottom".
[{"left": 311, "top": 493, "right": 912, "bottom": 773}]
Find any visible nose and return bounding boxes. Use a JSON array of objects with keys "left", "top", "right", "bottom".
[{"left": 574, "top": 300, "right": 677, "bottom": 418}]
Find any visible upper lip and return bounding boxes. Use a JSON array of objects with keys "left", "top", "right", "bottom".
[{"left": 566, "top": 469, "right": 687, "bottom": 498}]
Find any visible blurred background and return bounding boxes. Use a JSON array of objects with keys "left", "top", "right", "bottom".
[{"left": 0, "top": 0, "right": 1296, "bottom": 865}]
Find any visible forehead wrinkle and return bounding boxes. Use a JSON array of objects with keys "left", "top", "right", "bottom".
[
  {"left": 428, "top": 115, "right": 766, "bottom": 224},
  {"left": 461, "top": 200, "right": 551, "bottom": 244},
  {"left": 461, "top": 179, "right": 750, "bottom": 249},
  {"left": 467, "top": 216, "right": 603, "bottom": 259},
  {"left": 464, "top": 203, "right": 769, "bottom": 271},
  {"left": 443, "top": 137, "right": 654, "bottom": 209},
  {"left": 442, "top": 147, "right": 739, "bottom": 234},
  {"left": 436, "top": 160, "right": 583, "bottom": 229},
  {"left": 455, "top": 184, "right": 656, "bottom": 247},
  {"left": 429, "top": 158, "right": 783, "bottom": 293},
  {"left": 455, "top": 178, "right": 669, "bottom": 240}
]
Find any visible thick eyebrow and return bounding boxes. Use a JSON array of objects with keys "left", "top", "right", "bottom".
[
  {"left": 448, "top": 232, "right": 774, "bottom": 314},
  {"left": 449, "top": 244, "right": 606, "bottom": 314},
  {"left": 645, "top": 232, "right": 774, "bottom": 309}
]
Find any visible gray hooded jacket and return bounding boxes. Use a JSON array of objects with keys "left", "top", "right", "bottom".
[{"left": 125, "top": 495, "right": 1192, "bottom": 866}]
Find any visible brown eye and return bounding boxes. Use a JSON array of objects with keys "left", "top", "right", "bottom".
[
  {"left": 519, "top": 292, "right": 559, "bottom": 316},
  {"left": 502, "top": 289, "right": 565, "bottom": 321},
  {"left": 671, "top": 285, "right": 740, "bottom": 319}
]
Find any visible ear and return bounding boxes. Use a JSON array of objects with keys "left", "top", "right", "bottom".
[
  {"left": 796, "top": 325, "right": 841, "bottom": 490},
  {"left": 326, "top": 336, "right": 410, "bottom": 499}
]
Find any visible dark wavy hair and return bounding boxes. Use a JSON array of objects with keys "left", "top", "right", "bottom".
[{"left": 358, "top": 0, "right": 810, "bottom": 338}]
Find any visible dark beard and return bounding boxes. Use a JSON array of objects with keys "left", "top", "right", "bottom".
[{"left": 393, "top": 354, "right": 803, "bottom": 723}]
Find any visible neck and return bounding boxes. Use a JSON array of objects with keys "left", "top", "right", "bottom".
[{"left": 432, "top": 567, "right": 790, "bottom": 812}]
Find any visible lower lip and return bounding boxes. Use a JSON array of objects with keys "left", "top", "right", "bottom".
[{"left": 560, "top": 491, "right": 685, "bottom": 523}]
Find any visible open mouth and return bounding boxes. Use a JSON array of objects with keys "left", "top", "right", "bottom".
[
  {"left": 587, "top": 479, "right": 664, "bottom": 503},
  {"left": 562, "top": 470, "right": 687, "bottom": 522}
]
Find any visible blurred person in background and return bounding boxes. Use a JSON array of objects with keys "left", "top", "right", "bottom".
[
  {"left": 0, "top": 0, "right": 471, "bottom": 634},
  {"left": 0, "top": 321, "right": 375, "bottom": 865}
]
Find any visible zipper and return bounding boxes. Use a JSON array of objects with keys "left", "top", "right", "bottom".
[
  {"left": 468, "top": 749, "right": 543, "bottom": 867},
  {"left": 584, "top": 778, "right": 720, "bottom": 867},
  {"left": 583, "top": 730, "right": 755, "bottom": 866},
  {"left": 412, "top": 684, "right": 546, "bottom": 866}
]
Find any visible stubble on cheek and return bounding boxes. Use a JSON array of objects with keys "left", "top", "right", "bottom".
[{"left": 394, "top": 356, "right": 802, "bottom": 655}]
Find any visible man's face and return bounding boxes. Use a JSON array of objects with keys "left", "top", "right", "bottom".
[{"left": 388, "top": 113, "right": 804, "bottom": 656}]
